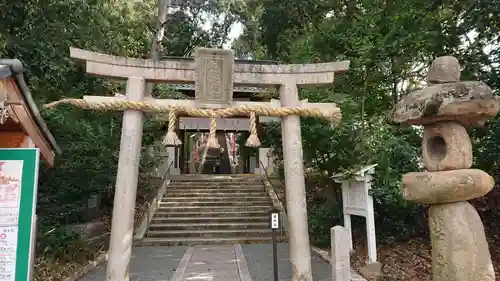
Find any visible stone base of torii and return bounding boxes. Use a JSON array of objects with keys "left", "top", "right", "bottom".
[{"left": 45, "top": 46, "right": 350, "bottom": 281}]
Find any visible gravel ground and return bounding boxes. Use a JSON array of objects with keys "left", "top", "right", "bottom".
[
  {"left": 78, "top": 246, "right": 188, "bottom": 281},
  {"left": 242, "top": 243, "right": 331, "bottom": 281}
]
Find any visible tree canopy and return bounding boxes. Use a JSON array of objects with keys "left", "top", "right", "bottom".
[{"left": 1, "top": 0, "right": 500, "bottom": 277}]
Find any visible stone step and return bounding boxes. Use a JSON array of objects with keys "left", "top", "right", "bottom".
[
  {"left": 136, "top": 236, "right": 287, "bottom": 246},
  {"left": 164, "top": 194, "right": 269, "bottom": 199},
  {"left": 166, "top": 189, "right": 267, "bottom": 194},
  {"left": 167, "top": 186, "right": 266, "bottom": 192},
  {"left": 159, "top": 201, "right": 271, "bottom": 207},
  {"left": 147, "top": 228, "right": 273, "bottom": 238},
  {"left": 153, "top": 210, "right": 269, "bottom": 218},
  {"left": 145, "top": 174, "right": 284, "bottom": 246},
  {"left": 165, "top": 194, "right": 268, "bottom": 199},
  {"left": 151, "top": 216, "right": 269, "bottom": 224},
  {"left": 167, "top": 185, "right": 264, "bottom": 190},
  {"left": 167, "top": 180, "right": 262, "bottom": 184},
  {"left": 149, "top": 222, "right": 269, "bottom": 231},
  {"left": 169, "top": 177, "right": 262, "bottom": 183},
  {"left": 169, "top": 182, "right": 264, "bottom": 186},
  {"left": 170, "top": 177, "right": 263, "bottom": 184},
  {"left": 156, "top": 205, "right": 272, "bottom": 213},
  {"left": 163, "top": 196, "right": 269, "bottom": 202},
  {"left": 168, "top": 177, "right": 261, "bottom": 183}
]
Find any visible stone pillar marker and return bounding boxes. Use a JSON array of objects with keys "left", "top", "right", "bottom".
[
  {"left": 331, "top": 226, "right": 351, "bottom": 281},
  {"left": 392, "top": 56, "right": 499, "bottom": 281}
]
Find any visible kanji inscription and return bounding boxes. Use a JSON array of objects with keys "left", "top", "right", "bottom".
[
  {"left": 195, "top": 48, "right": 233, "bottom": 105},
  {"left": 346, "top": 181, "right": 367, "bottom": 210}
]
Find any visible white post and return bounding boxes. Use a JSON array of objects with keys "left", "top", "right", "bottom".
[
  {"left": 279, "top": 83, "right": 313, "bottom": 281},
  {"left": 106, "top": 77, "right": 146, "bottom": 281},
  {"left": 331, "top": 226, "right": 351, "bottom": 281},
  {"left": 341, "top": 180, "right": 354, "bottom": 252},
  {"left": 365, "top": 174, "right": 377, "bottom": 263},
  {"left": 343, "top": 213, "right": 353, "bottom": 252}
]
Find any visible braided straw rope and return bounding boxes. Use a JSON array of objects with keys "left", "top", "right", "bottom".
[
  {"left": 245, "top": 111, "right": 261, "bottom": 147},
  {"left": 44, "top": 98, "right": 341, "bottom": 147},
  {"left": 206, "top": 116, "right": 220, "bottom": 148},
  {"left": 163, "top": 110, "right": 182, "bottom": 146},
  {"left": 43, "top": 98, "right": 341, "bottom": 122}
]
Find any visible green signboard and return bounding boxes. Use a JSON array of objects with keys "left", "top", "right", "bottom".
[{"left": 0, "top": 149, "right": 40, "bottom": 281}]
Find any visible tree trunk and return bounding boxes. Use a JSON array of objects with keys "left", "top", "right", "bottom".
[{"left": 146, "top": 0, "right": 170, "bottom": 97}]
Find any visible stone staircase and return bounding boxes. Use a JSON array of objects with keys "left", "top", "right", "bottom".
[{"left": 140, "top": 175, "right": 285, "bottom": 246}]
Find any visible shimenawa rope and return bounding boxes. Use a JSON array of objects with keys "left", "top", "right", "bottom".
[
  {"left": 206, "top": 116, "right": 220, "bottom": 148},
  {"left": 245, "top": 111, "right": 261, "bottom": 147},
  {"left": 162, "top": 110, "right": 182, "bottom": 146},
  {"left": 43, "top": 98, "right": 341, "bottom": 147}
]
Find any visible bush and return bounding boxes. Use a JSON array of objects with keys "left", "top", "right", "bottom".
[
  {"left": 263, "top": 109, "right": 425, "bottom": 245},
  {"left": 36, "top": 227, "right": 93, "bottom": 262},
  {"left": 308, "top": 201, "right": 343, "bottom": 247},
  {"left": 369, "top": 125, "right": 426, "bottom": 240}
]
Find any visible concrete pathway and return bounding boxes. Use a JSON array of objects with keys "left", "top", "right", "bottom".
[
  {"left": 78, "top": 246, "right": 188, "bottom": 281},
  {"left": 242, "top": 243, "right": 365, "bottom": 281},
  {"left": 171, "top": 244, "right": 250, "bottom": 281},
  {"left": 76, "top": 243, "right": 363, "bottom": 281}
]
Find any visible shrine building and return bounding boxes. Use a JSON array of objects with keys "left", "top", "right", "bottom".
[{"left": 0, "top": 60, "right": 61, "bottom": 166}]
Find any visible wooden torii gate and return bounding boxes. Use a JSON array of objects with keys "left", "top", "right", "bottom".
[{"left": 46, "top": 47, "right": 349, "bottom": 281}]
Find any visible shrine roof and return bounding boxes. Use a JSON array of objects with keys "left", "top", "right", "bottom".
[{"left": 0, "top": 59, "right": 61, "bottom": 165}]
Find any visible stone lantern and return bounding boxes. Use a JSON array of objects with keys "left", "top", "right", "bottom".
[{"left": 392, "top": 56, "right": 498, "bottom": 281}]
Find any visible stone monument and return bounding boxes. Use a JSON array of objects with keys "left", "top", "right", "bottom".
[
  {"left": 331, "top": 226, "right": 351, "bottom": 281},
  {"left": 392, "top": 56, "right": 498, "bottom": 281}
]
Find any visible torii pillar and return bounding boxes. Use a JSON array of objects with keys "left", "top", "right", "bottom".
[{"left": 67, "top": 47, "right": 349, "bottom": 281}]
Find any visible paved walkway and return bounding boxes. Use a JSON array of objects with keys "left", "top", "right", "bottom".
[
  {"left": 79, "top": 246, "right": 188, "bottom": 281},
  {"left": 78, "top": 243, "right": 363, "bottom": 281},
  {"left": 170, "top": 244, "right": 250, "bottom": 281}
]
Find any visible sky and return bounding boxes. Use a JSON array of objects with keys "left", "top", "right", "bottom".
[
  {"left": 224, "top": 21, "right": 244, "bottom": 49},
  {"left": 197, "top": 9, "right": 244, "bottom": 49}
]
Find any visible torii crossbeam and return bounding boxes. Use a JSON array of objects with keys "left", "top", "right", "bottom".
[{"left": 46, "top": 47, "right": 349, "bottom": 281}]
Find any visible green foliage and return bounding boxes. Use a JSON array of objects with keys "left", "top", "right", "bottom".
[
  {"left": 473, "top": 116, "right": 500, "bottom": 176},
  {"left": 36, "top": 228, "right": 92, "bottom": 262},
  {"left": 37, "top": 106, "right": 164, "bottom": 227},
  {"left": 308, "top": 202, "right": 343, "bottom": 247},
  {"left": 2, "top": 0, "right": 500, "bottom": 267},
  {"left": 246, "top": 0, "right": 500, "bottom": 244},
  {"left": 1, "top": 2, "right": 243, "bottom": 267},
  {"left": 261, "top": 108, "right": 424, "bottom": 242},
  {"left": 368, "top": 122, "right": 424, "bottom": 239}
]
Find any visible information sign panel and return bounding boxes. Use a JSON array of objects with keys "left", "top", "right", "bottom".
[
  {"left": 271, "top": 213, "right": 279, "bottom": 229},
  {"left": 0, "top": 149, "right": 39, "bottom": 281}
]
